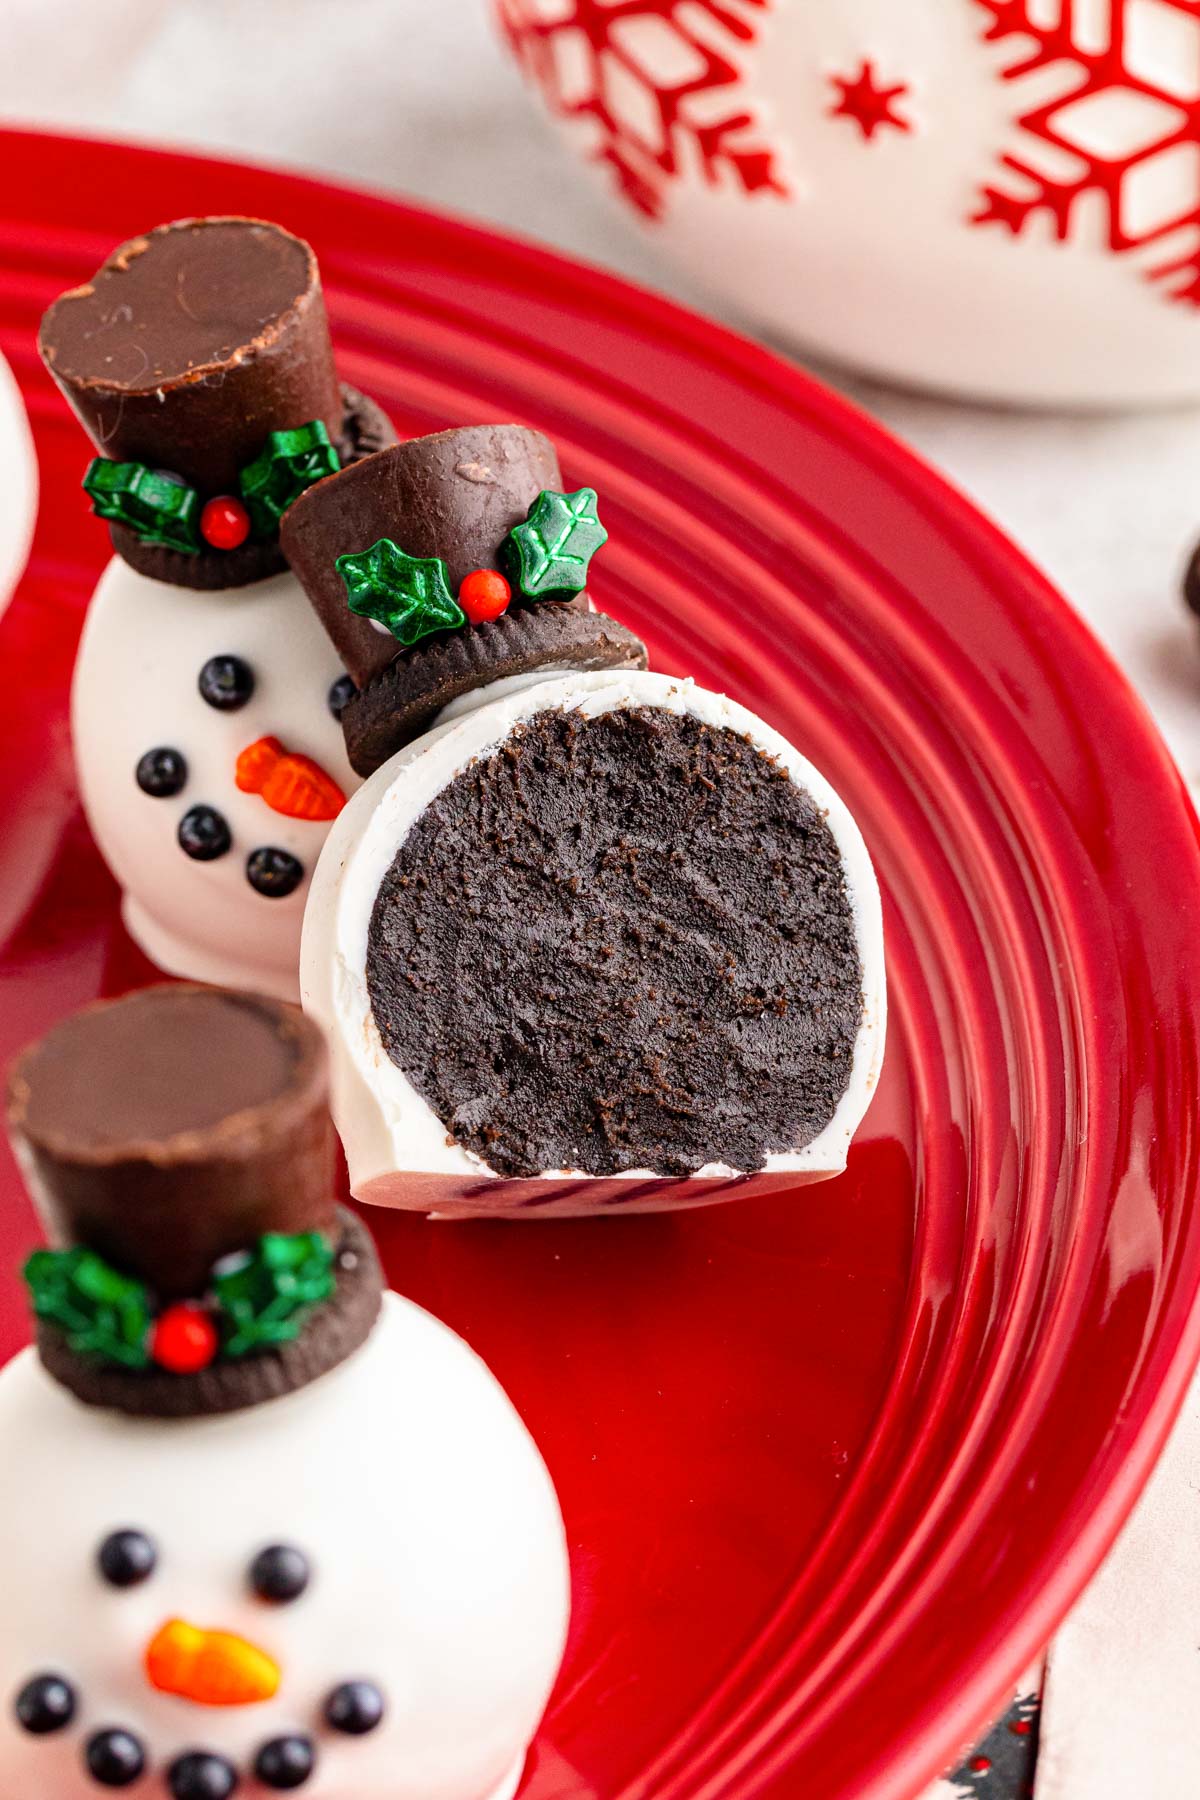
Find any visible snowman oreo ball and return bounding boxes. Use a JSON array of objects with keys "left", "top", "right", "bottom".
[
  {"left": 0, "top": 345, "right": 36, "bottom": 620},
  {"left": 283, "top": 427, "right": 886, "bottom": 1217},
  {"left": 0, "top": 985, "right": 569, "bottom": 1800},
  {"left": 39, "top": 218, "right": 395, "bottom": 999}
]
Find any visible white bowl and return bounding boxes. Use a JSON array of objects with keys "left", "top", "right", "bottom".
[{"left": 495, "top": 0, "right": 1200, "bottom": 406}]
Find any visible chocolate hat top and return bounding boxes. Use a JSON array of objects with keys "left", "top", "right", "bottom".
[
  {"left": 7, "top": 985, "right": 381, "bottom": 1419},
  {"left": 39, "top": 216, "right": 393, "bottom": 589},
  {"left": 282, "top": 423, "right": 648, "bottom": 775}
]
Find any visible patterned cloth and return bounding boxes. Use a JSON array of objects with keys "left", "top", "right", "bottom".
[{"left": 926, "top": 1677, "right": 1041, "bottom": 1800}]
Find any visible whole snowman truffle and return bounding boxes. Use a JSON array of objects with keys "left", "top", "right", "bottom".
[
  {"left": 283, "top": 427, "right": 886, "bottom": 1218},
  {"left": 38, "top": 218, "right": 395, "bottom": 998},
  {"left": 0, "top": 985, "right": 569, "bottom": 1799}
]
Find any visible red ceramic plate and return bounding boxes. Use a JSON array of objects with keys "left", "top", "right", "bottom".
[{"left": 3, "top": 128, "right": 1200, "bottom": 1800}]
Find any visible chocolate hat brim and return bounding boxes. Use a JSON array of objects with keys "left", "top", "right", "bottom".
[
  {"left": 35, "top": 1211, "right": 383, "bottom": 1420},
  {"left": 108, "top": 385, "right": 396, "bottom": 590},
  {"left": 341, "top": 605, "right": 649, "bottom": 776}
]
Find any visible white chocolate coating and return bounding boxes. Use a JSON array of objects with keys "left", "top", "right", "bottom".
[
  {"left": 0, "top": 348, "right": 36, "bottom": 618},
  {"left": 0, "top": 1294, "right": 569, "bottom": 1800},
  {"left": 71, "top": 559, "right": 360, "bottom": 999},
  {"left": 301, "top": 669, "right": 886, "bottom": 1217}
]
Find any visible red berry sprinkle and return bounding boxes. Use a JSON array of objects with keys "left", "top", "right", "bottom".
[
  {"left": 970, "top": 1756, "right": 991, "bottom": 1773},
  {"left": 151, "top": 1302, "right": 219, "bottom": 1375},
  {"left": 458, "top": 567, "right": 511, "bottom": 625},
  {"left": 200, "top": 495, "right": 252, "bottom": 552},
  {"left": 1010, "top": 1719, "right": 1032, "bottom": 1736}
]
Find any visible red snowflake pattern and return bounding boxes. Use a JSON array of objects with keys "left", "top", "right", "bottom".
[
  {"left": 973, "top": 0, "right": 1200, "bottom": 305},
  {"left": 494, "top": 0, "right": 789, "bottom": 220},
  {"left": 829, "top": 60, "right": 912, "bottom": 139}
]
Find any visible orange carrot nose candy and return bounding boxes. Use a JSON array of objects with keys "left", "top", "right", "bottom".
[
  {"left": 235, "top": 735, "right": 285, "bottom": 797},
  {"left": 262, "top": 751, "right": 345, "bottom": 822},
  {"left": 235, "top": 736, "right": 346, "bottom": 821},
  {"left": 145, "top": 1618, "right": 281, "bottom": 1707}
]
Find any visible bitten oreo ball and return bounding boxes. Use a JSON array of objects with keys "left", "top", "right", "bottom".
[
  {"left": 367, "top": 706, "right": 863, "bottom": 1178},
  {"left": 302, "top": 670, "right": 886, "bottom": 1216}
]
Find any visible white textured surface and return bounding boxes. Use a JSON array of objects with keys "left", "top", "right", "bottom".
[
  {"left": 4, "top": 1, "right": 1200, "bottom": 1791},
  {"left": 0, "top": 1294, "right": 570, "bottom": 1800},
  {"left": 1036, "top": 1395, "right": 1200, "bottom": 1800}
]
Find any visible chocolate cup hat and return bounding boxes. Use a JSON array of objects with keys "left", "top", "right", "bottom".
[
  {"left": 6, "top": 985, "right": 382, "bottom": 1418},
  {"left": 281, "top": 424, "right": 648, "bottom": 774},
  {"left": 39, "top": 217, "right": 393, "bottom": 588}
]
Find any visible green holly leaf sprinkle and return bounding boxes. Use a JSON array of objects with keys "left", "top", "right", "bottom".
[
  {"left": 213, "top": 1231, "right": 336, "bottom": 1358},
  {"left": 239, "top": 420, "right": 341, "bottom": 537},
  {"left": 83, "top": 459, "right": 202, "bottom": 555},
  {"left": 502, "top": 487, "right": 608, "bottom": 600},
  {"left": 336, "top": 537, "right": 466, "bottom": 646},
  {"left": 24, "top": 1248, "right": 151, "bottom": 1369}
]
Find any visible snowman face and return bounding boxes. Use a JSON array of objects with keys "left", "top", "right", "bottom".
[
  {"left": 71, "top": 562, "right": 361, "bottom": 1000},
  {"left": 0, "top": 1296, "right": 569, "bottom": 1800},
  {"left": 13, "top": 1528, "right": 380, "bottom": 1796}
]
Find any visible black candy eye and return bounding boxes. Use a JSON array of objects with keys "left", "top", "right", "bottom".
[
  {"left": 249, "top": 1543, "right": 310, "bottom": 1603},
  {"left": 86, "top": 1727, "right": 146, "bottom": 1787},
  {"left": 136, "top": 746, "right": 187, "bottom": 798},
  {"left": 324, "top": 1679, "right": 385, "bottom": 1735},
  {"left": 178, "top": 805, "right": 232, "bottom": 862},
  {"left": 14, "top": 1672, "right": 76, "bottom": 1735},
  {"left": 167, "top": 1750, "right": 238, "bottom": 1800},
  {"left": 246, "top": 847, "right": 304, "bottom": 898},
  {"left": 327, "top": 673, "right": 356, "bottom": 720},
  {"left": 97, "top": 1528, "right": 157, "bottom": 1589},
  {"left": 198, "top": 654, "right": 254, "bottom": 711},
  {"left": 255, "top": 1735, "right": 316, "bottom": 1788}
]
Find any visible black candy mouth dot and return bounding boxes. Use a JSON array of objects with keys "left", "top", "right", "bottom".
[
  {"left": 14, "top": 1671, "right": 77, "bottom": 1735},
  {"left": 324, "top": 1678, "right": 386, "bottom": 1735},
  {"left": 167, "top": 1749, "right": 238, "bottom": 1800},
  {"left": 254, "top": 1733, "right": 317, "bottom": 1789},
  {"left": 178, "top": 804, "right": 232, "bottom": 862},
  {"left": 85, "top": 1726, "right": 146, "bottom": 1787},
  {"left": 136, "top": 747, "right": 188, "bottom": 799}
]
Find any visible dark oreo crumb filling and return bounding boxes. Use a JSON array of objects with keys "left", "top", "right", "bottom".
[{"left": 366, "top": 706, "right": 864, "bottom": 1179}]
